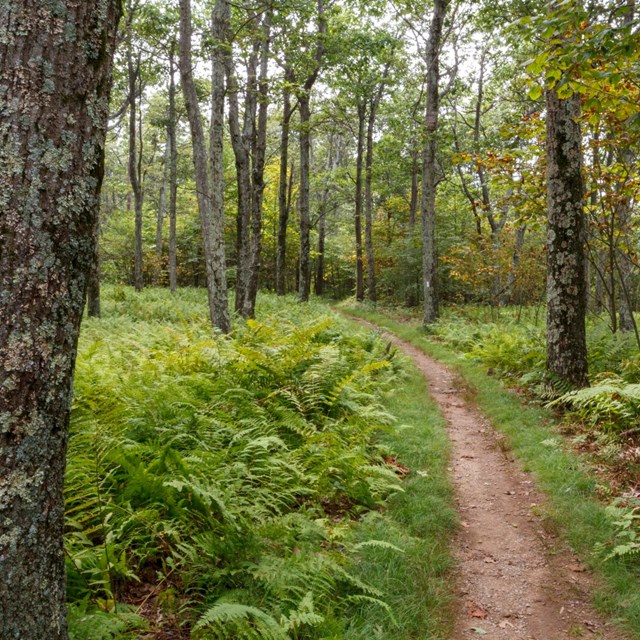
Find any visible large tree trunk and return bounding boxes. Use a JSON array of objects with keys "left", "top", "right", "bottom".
[
  {"left": 179, "top": 0, "right": 231, "bottom": 333},
  {"left": 355, "top": 103, "right": 366, "bottom": 302},
  {"left": 127, "top": 42, "right": 144, "bottom": 292},
  {"left": 545, "top": 87, "right": 588, "bottom": 386},
  {"left": 276, "top": 72, "right": 294, "bottom": 296},
  {"left": 0, "top": 3, "right": 120, "bottom": 638},
  {"left": 168, "top": 43, "right": 179, "bottom": 293},
  {"left": 421, "top": 0, "right": 447, "bottom": 326}
]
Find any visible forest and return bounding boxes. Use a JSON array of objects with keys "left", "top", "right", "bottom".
[{"left": 1, "top": 0, "right": 640, "bottom": 639}]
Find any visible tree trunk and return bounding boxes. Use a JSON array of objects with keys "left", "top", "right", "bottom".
[
  {"left": 179, "top": 0, "right": 231, "bottom": 333},
  {"left": 128, "top": 44, "right": 144, "bottom": 292},
  {"left": 296, "top": 0, "right": 325, "bottom": 303},
  {"left": 355, "top": 103, "right": 366, "bottom": 302},
  {"left": 545, "top": 87, "right": 588, "bottom": 386},
  {"left": 226, "top": 40, "right": 255, "bottom": 316},
  {"left": 421, "top": 0, "right": 447, "bottom": 326},
  {"left": 409, "top": 146, "right": 419, "bottom": 227},
  {"left": 168, "top": 43, "right": 178, "bottom": 293},
  {"left": 365, "top": 99, "right": 378, "bottom": 303},
  {"left": 298, "top": 95, "right": 313, "bottom": 301},
  {"left": 155, "top": 129, "right": 171, "bottom": 285},
  {"left": 503, "top": 224, "right": 526, "bottom": 306},
  {"left": 276, "top": 72, "right": 293, "bottom": 296},
  {"left": 87, "top": 219, "right": 102, "bottom": 318},
  {"left": 245, "top": 11, "right": 272, "bottom": 317},
  {"left": 0, "top": 3, "right": 120, "bottom": 638}
]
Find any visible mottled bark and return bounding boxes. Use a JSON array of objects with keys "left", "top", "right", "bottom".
[
  {"left": 179, "top": 0, "right": 231, "bottom": 333},
  {"left": 127, "top": 43, "right": 144, "bottom": 292},
  {"left": 545, "top": 88, "right": 588, "bottom": 387},
  {"left": 168, "top": 44, "right": 178, "bottom": 293},
  {"left": 421, "top": 0, "right": 447, "bottom": 326},
  {"left": 354, "top": 103, "right": 366, "bottom": 302},
  {"left": 0, "top": 2, "right": 120, "bottom": 638},
  {"left": 276, "top": 72, "right": 294, "bottom": 296}
]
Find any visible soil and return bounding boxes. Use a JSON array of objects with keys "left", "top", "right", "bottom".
[{"left": 359, "top": 320, "right": 631, "bottom": 640}]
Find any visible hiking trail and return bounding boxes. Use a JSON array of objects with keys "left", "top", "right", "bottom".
[{"left": 359, "top": 320, "right": 629, "bottom": 640}]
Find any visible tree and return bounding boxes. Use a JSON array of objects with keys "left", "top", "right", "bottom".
[
  {"left": 0, "top": 2, "right": 121, "bottom": 638},
  {"left": 544, "top": 3, "right": 588, "bottom": 387},
  {"left": 421, "top": 0, "right": 448, "bottom": 326},
  {"left": 179, "top": 0, "right": 231, "bottom": 333}
]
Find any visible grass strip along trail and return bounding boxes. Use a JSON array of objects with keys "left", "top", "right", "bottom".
[{"left": 341, "top": 304, "right": 640, "bottom": 639}]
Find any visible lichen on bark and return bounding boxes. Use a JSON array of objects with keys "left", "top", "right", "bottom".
[{"left": 0, "top": 2, "right": 120, "bottom": 638}]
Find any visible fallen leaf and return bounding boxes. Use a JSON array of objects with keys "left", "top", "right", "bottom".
[
  {"left": 470, "top": 627, "right": 487, "bottom": 635},
  {"left": 483, "top": 557, "right": 496, "bottom": 564},
  {"left": 568, "top": 562, "right": 587, "bottom": 573},
  {"left": 499, "top": 619, "right": 514, "bottom": 629},
  {"left": 470, "top": 608, "right": 488, "bottom": 619}
]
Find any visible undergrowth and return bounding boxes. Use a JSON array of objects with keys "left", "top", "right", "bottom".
[{"left": 67, "top": 287, "right": 454, "bottom": 639}]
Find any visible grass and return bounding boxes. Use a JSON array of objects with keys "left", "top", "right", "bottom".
[
  {"left": 339, "top": 302, "right": 640, "bottom": 639},
  {"left": 343, "top": 347, "right": 457, "bottom": 639},
  {"left": 67, "top": 287, "right": 458, "bottom": 640}
]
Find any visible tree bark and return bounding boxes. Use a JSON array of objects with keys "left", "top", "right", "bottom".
[
  {"left": 545, "top": 87, "right": 588, "bottom": 386},
  {"left": 355, "top": 102, "right": 366, "bottom": 302},
  {"left": 245, "top": 11, "right": 272, "bottom": 317},
  {"left": 179, "top": 0, "right": 231, "bottom": 333},
  {"left": 127, "top": 40, "right": 144, "bottom": 292},
  {"left": 155, "top": 128, "right": 171, "bottom": 285},
  {"left": 421, "top": 0, "right": 447, "bottom": 326},
  {"left": 0, "top": 2, "right": 120, "bottom": 637},
  {"left": 168, "top": 43, "right": 178, "bottom": 293},
  {"left": 276, "top": 70, "right": 294, "bottom": 295},
  {"left": 365, "top": 101, "right": 377, "bottom": 303},
  {"left": 87, "top": 219, "right": 102, "bottom": 318},
  {"left": 298, "top": 95, "right": 314, "bottom": 301},
  {"left": 226, "top": 32, "right": 256, "bottom": 316},
  {"left": 297, "top": 0, "right": 326, "bottom": 302}
]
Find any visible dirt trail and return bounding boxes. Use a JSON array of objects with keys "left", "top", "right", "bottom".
[{"left": 359, "top": 321, "right": 630, "bottom": 640}]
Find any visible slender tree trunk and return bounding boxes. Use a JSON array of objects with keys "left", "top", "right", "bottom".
[
  {"left": 179, "top": 0, "right": 231, "bottom": 333},
  {"left": 355, "top": 103, "right": 366, "bottom": 302},
  {"left": 128, "top": 44, "right": 144, "bottom": 292},
  {"left": 155, "top": 131, "right": 171, "bottom": 284},
  {"left": 365, "top": 99, "right": 378, "bottom": 303},
  {"left": 87, "top": 219, "right": 102, "bottom": 318},
  {"left": 0, "top": 3, "right": 120, "bottom": 638},
  {"left": 503, "top": 225, "right": 526, "bottom": 306},
  {"left": 276, "top": 73, "right": 293, "bottom": 295},
  {"left": 297, "top": 0, "right": 325, "bottom": 302},
  {"left": 545, "top": 86, "right": 588, "bottom": 386},
  {"left": 245, "top": 12, "right": 272, "bottom": 317},
  {"left": 168, "top": 44, "right": 178, "bottom": 293},
  {"left": 227, "top": 40, "right": 256, "bottom": 316},
  {"left": 298, "top": 96, "right": 313, "bottom": 301},
  {"left": 315, "top": 203, "right": 327, "bottom": 296},
  {"left": 409, "top": 146, "right": 419, "bottom": 227},
  {"left": 421, "top": 0, "right": 447, "bottom": 326}
]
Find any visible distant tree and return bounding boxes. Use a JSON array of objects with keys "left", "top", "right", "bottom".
[
  {"left": 421, "top": 0, "right": 448, "bottom": 326},
  {"left": 0, "top": 2, "right": 121, "bottom": 638}
]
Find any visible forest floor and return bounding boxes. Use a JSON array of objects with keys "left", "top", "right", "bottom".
[{"left": 352, "top": 317, "right": 631, "bottom": 640}]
